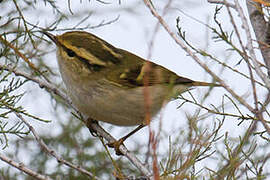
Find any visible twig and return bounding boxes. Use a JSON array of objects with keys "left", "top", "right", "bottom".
[
  {"left": 224, "top": 0, "right": 259, "bottom": 134},
  {"left": 246, "top": 0, "right": 269, "bottom": 66},
  {"left": 142, "top": 0, "right": 270, "bottom": 135},
  {"left": 0, "top": 34, "right": 50, "bottom": 83},
  {"left": 178, "top": 95, "right": 254, "bottom": 120},
  {"left": 245, "top": 0, "right": 270, "bottom": 110},
  {"left": 234, "top": 0, "right": 270, "bottom": 134},
  {"left": 0, "top": 64, "right": 71, "bottom": 106},
  {"left": 234, "top": 0, "right": 270, "bottom": 89},
  {"left": 0, "top": 153, "right": 52, "bottom": 180},
  {"left": 142, "top": 0, "right": 253, "bottom": 115},
  {"left": 15, "top": 113, "right": 102, "bottom": 180},
  {"left": 144, "top": 0, "right": 173, "bottom": 177},
  {"left": 86, "top": 121, "right": 152, "bottom": 177},
  {"left": 0, "top": 64, "right": 152, "bottom": 177},
  {"left": 207, "top": 0, "right": 236, "bottom": 8}
]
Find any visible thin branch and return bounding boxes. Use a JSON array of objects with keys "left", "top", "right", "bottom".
[
  {"left": 225, "top": 0, "right": 259, "bottom": 133},
  {"left": 178, "top": 95, "right": 254, "bottom": 120},
  {"left": 208, "top": 0, "right": 236, "bottom": 8},
  {"left": 234, "top": 0, "right": 270, "bottom": 134},
  {"left": 143, "top": 0, "right": 270, "bottom": 136},
  {"left": 0, "top": 64, "right": 71, "bottom": 106},
  {"left": 142, "top": 0, "right": 254, "bottom": 115},
  {"left": 0, "top": 64, "right": 152, "bottom": 177},
  {"left": 234, "top": 0, "right": 270, "bottom": 89},
  {"left": 0, "top": 153, "right": 52, "bottom": 180},
  {"left": 144, "top": 0, "right": 173, "bottom": 177},
  {"left": 15, "top": 113, "right": 102, "bottom": 180},
  {"left": 246, "top": 0, "right": 270, "bottom": 111},
  {"left": 12, "top": 0, "right": 35, "bottom": 46},
  {"left": 246, "top": 0, "right": 268, "bottom": 52},
  {"left": 0, "top": 34, "right": 50, "bottom": 83},
  {"left": 85, "top": 121, "right": 153, "bottom": 177}
]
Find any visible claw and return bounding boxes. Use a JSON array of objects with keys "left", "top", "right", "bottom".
[
  {"left": 107, "top": 138, "right": 125, "bottom": 156},
  {"left": 107, "top": 124, "right": 145, "bottom": 155}
]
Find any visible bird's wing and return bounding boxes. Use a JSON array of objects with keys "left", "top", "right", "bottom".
[{"left": 106, "top": 49, "right": 196, "bottom": 88}]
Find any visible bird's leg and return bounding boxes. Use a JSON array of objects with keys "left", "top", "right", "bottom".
[
  {"left": 107, "top": 124, "right": 145, "bottom": 155},
  {"left": 85, "top": 118, "right": 99, "bottom": 137}
]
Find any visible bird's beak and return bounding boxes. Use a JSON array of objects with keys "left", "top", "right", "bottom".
[{"left": 42, "top": 31, "right": 58, "bottom": 45}]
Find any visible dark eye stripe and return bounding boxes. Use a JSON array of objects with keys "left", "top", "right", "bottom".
[
  {"left": 62, "top": 45, "right": 104, "bottom": 72},
  {"left": 78, "top": 56, "right": 104, "bottom": 72}
]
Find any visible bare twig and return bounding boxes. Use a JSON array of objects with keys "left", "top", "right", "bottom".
[
  {"left": 85, "top": 121, "right": 152, "bottom": 177},
  {"left": 224, "top": 0, "right": 259, "bottom": 133},
  {"left": 0, "top": 64, "right": 71, "bottom": 106},
  {"left": 144, "top": 0, "right": 173, "bottom": 177},
  {"left": 246, "top": 0, "right": 269, "bottom": 65},
  {"left": 234, "top": 0, "right": 270, "bottom": 89},
  {"left": 0, "top": 153, "right": 52, "bottom": 180},
  {"left": 208, "top": 0, "right": 236, "bottom": 8},
  {"left": 143, "top": 0, "right": 270, "bottom": 136},
  {"left": 0, "top": 64, "right": 152, "bottom": 177},
  {"left": 245, "top": 0, "right": 270, "bottom": 112},
  {"left": 142, "top": 0, "right": 253, "bottom": 114},
  {"left": 234, "top": 0, "right": 270, "bottom": 134},
  {"left": 0, "top": 34, "right": 50, "bottom": 83},
  {"left": 15, "top": 113, "right": 102, "bottom": 180}
]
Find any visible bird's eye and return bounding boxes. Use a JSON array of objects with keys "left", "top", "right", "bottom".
[
  {"left": 92, "top": 64, "right": 102, "bottom": 72},
  {"left": 66, "top": 49, "right": 76, "bottom": 57}
]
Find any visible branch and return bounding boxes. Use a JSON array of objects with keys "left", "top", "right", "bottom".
[
  {"left": 207, "top": 0, "right": 236, "bottom": 8},
  {"left": 234, "top": 0, "right": 270, "bottom": 133},
  {"left": 234, "top": 0, "right": 270, "bottom": 88},
  {"left": 245, "top": 0, "right": 270, "bottom": 110},
  {"left": 86, "top": 121, "right": 152, "bottom": 177},
  {"left": 224, "top": 1, "right": 260, "bottom": 136},
  {"left": 15, "top": 113, "right": 102, "bottom": 180},
  {"left": 142, "top": 0, "right": 270, "bottom": 136},
  {"left": 0, "top": 64, "right": 152, "bottom": 177},
  {"left": 142, "top": 0, "right": 253, "bottom": 113},
  {"left": 0, "top": 34, "right": 50, "bottom": 82},
  {"left": 0, "top": 64, "right": 71, "bottom": 104},
  {"left": 0, "top": 153, "right": 52, "bottom": 180}
]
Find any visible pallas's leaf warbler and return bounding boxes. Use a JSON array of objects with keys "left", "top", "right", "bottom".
[
  {"left": 44, "top": 31, "right": 219, "bottom": 126},
  {"left": 44, "top": 31, "right": 220, "bottom": 154}
]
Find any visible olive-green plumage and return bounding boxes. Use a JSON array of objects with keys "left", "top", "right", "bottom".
[{"left": 44, "top": 31, "right": 219, "bottom": 126}]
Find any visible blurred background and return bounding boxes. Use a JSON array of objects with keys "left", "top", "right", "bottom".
[{"left": 0, "top": 0, "right": 269, "bottom": 179}]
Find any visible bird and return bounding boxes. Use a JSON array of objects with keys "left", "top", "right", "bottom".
[{"left": 43, "top": 31, "right": 220, "bottom": 155}]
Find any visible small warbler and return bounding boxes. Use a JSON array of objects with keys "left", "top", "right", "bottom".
[
  {"left": 44, "top": 31, "right": 219, "bottom": 154},
  {"left": 44, "top": 31, "right": 218, "bottom": 126}
]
